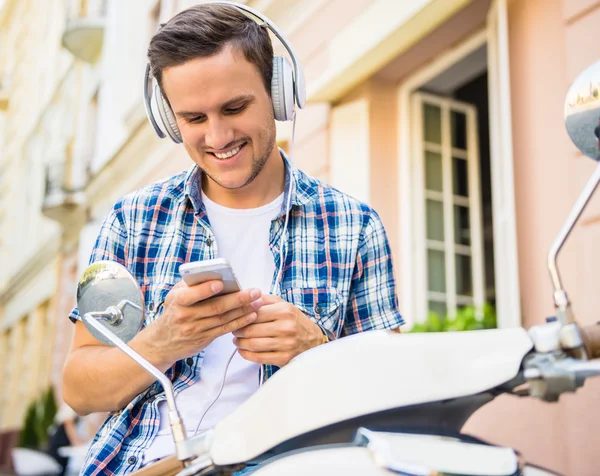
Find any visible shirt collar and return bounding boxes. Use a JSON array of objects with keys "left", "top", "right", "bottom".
[{"left": 181, "top": 148, "right": 315, "bottom": 216}]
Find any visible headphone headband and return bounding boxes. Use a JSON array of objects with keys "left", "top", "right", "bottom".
[
  {"left": 217, "top": 1, "right": 306, "bottom": 108},
  {"left": 143, "top": 1, "right": 306, "bottom": 141}
]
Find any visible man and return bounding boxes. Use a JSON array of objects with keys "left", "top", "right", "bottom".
[{"left": 62, "top": 3, "right": 403, "bottom": 474}]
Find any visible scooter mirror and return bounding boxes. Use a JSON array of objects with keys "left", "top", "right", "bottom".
[
  {"left": 564, "top": 60, "right": 600, "bottom": 160},
  {"left": 76, "top": 261, "right": 144, "bottom": 345}
]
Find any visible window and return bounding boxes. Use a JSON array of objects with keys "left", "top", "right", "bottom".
[{"left": 413, "top": 92, "right": 485, "bottom": 318}]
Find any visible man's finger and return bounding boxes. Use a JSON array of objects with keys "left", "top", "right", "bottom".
[
  {"left": 198, "top": 288, "right": 262, "bottom": 316},
  {"left": 207, "top": 312, "right": 258, "bottom": 338},
  {"left": 231, "top": 321, "right": 281, "bottom": 338},
  {"left": 259, "top": 294, "right": 282, "bottom": 305},
  {"left": 233, "top": 336, "right": 285, "bottom": 352},
  {"left": 173, "top": 279, "right": 224, "bottom": 307},
  {"left": 191, "top": 310, "right": 256, "bottom": 334},
  {"left": 210, "top": 301, "right": 264, "bottom": 325},
  {"left": 237, "top": 349, "right": 291, "bottom": 367},
  {"left": 175, "top": 285, "right": 261, "bottom": 314}
]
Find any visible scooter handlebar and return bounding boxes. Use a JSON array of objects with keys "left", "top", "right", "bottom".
[{"left": 581, "top": 323, "right": 600, "bottom": 358}]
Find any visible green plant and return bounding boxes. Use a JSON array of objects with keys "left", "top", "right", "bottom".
[
  {"left": 18, "top": 401, "right": 39, "bottom": 449},
  {"left": 409, "top": 303, "right": 497, "bottom": 333},
  {"left": 39, "top": 386, "right": 58, "bottom": 445},
  {"left": 17, "top": 386, "right": 58, "bottom": 450}
]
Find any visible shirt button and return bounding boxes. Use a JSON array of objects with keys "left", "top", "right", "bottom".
[
  {"left": 206, "top": 237, "right": 213, "bottom": 246},
  {"left": 186, "top": 357, "right": 194, "bottom": 366},
  {"left": 128, "top": 456, "right": 137, "bottom": 465},
  {"left": 315, "top": 304, "right": 323, "bottom": 315},
  {"left": 148, "top": 302, "right": 154, "bottom": 312}
]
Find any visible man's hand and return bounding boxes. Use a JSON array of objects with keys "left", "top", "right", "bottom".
[
  {"left": 232, "top": 294, "right": 324, "bottom": 367},
  {"left": 139, "top": 280, "right": 264, "bottom": 367}
]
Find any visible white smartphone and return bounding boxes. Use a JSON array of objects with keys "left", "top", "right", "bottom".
[{"left": 179, "top": 258, "right": 242, "bottom": 296}]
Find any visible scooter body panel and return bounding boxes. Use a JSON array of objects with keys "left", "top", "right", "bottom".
[
  {"left": 211, "top": 328, "right": 533, "bottom": 465},
  {"left": 249, "top": 431, "right": 524, "bottom": 476}
]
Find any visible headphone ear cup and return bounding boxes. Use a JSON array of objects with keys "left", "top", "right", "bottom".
[
  {"left": 152, "top": 83, "right": 182, "bottom": 143},
  {"left": 271, "top": 56, "right": 295, "bottom": 121}
]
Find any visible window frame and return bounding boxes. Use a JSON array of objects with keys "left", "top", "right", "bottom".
[{"left": 412, "top": 92, "right": 485, "bottom": 319}]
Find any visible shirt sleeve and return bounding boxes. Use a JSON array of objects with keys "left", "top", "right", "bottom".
[
  {"left": 68, "top": 205, "right": 129, "bottom": 323},
  {"left": 342, "top": 210, "right": 404, "bottom": 336}
]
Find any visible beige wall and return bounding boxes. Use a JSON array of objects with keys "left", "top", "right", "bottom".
[
  {"left": 332, "top": 79, "right": 400, "bottom": 270},
  {"left": 0, "top": 0, "right": 102, "bottom": 430},
  {"left": 51, "top": 253, "right": 79, "bottom": 402},
  {"left": 366, "top": 80, "right": 400, "bottom": 271}
]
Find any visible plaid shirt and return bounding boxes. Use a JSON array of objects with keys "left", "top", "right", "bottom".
[{"left": 69, "top": 152, "right": 403, "bottom": 475}]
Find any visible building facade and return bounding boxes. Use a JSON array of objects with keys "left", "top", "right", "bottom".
[
  {"left": 0, "top": 0, "right": 94, "bottom": 430},
  {"left": 0, "top": 0, "right": 599, "bottom": 474}
]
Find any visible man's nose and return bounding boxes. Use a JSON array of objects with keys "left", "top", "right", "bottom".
[{"left": 205, "top": 118, "right": 234, "bottom": 151}]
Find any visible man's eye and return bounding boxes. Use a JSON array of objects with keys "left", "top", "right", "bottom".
[
  {"left": 188, "top": 115, "right": 206, "bottom": 123},
  {"left": 224, "top": 104, "right": 246, "bottom": 115}
]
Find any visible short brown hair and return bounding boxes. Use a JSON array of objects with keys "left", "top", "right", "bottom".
[{"left": 147, "top": 4, "right": 274, "bottom": 97}]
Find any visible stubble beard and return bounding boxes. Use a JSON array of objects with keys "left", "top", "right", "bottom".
[{"left": 202, "top": 124, "right": 277, "bottom": 191}]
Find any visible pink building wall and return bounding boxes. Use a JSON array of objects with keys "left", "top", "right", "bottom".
[{"left": 464, "top": 1, "right": 600, "bottom": 475}]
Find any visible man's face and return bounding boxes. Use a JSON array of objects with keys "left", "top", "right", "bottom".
[{"left": 162, "top": 44, "right": 277, "bottom": 191}]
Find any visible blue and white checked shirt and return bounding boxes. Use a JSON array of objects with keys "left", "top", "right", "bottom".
[{"left": 69, "top": 152, "right": 404, "bottom": 475}]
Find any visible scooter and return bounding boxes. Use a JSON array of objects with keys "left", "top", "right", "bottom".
[{"left": 75, "top": 60, "right": 600, "bottom": 476}]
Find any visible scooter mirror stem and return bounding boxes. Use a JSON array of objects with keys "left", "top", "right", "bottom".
[
  {"left": 82, "top": 312, "right": 190, "bottom": 464},
  {"left": 85, "top": 308, "right": 124, "bottom": 326},
  {"left": 548, "top": 160, "right": 600, "bottom": 324}
]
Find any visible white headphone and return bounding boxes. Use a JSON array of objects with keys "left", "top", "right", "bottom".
[{"left": 143, "top": 1, "right": 306, "bottom": 144}]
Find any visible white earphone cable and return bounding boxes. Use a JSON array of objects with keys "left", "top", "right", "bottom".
[{"left": 193, "top": 346, "right": 237, "bottom": 435}]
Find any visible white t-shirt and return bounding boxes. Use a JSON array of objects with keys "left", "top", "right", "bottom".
[{"left": 143, "top": 191, "right": 283, "bottom": 464}]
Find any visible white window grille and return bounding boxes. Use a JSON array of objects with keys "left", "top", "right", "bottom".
[{"left": 412, "top": 92, "right": 485, "bottom": 319}]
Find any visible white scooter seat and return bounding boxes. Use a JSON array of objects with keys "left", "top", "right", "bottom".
[{"left": 211, "top": 328, "right": 533, "bottom": 465}]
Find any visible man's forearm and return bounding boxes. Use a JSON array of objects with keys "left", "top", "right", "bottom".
[{"left": 62, "top": 337, "right": 174, "bottom": 415}]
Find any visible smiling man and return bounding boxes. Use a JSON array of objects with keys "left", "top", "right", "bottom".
[
  {"left": 166, "top": 42, "right": 282, "bottom": 207},
  {"left": 62, "top": 3, "right": 403, "bottom": 475}
]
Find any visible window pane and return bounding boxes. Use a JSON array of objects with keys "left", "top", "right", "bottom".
[
  {"left": 423, "top": 103, "right": 441, "bottom": 144},
  {"left": 453, "top": 158, "right": 468, "bottom": 197},
  {"left": 455, "top": 254, "right": 473, "bottom": 296},
  {"left": 428, "top": 300, "right": 447, "bottom": 319},
  {"left": 451, "top": 110, "right": 467, "bottom": 149},
  {"left": 426, "top": 199, "right": 444, "bottom": 241},
  {"left": 425, "top": 151, "right": 443, "bottom": 191},
  {"left": 428, "top": 249, "right": 446, "bottom": 293},
  {"left": 454, "top": 205, "right": 471, "bottom": 246}
]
